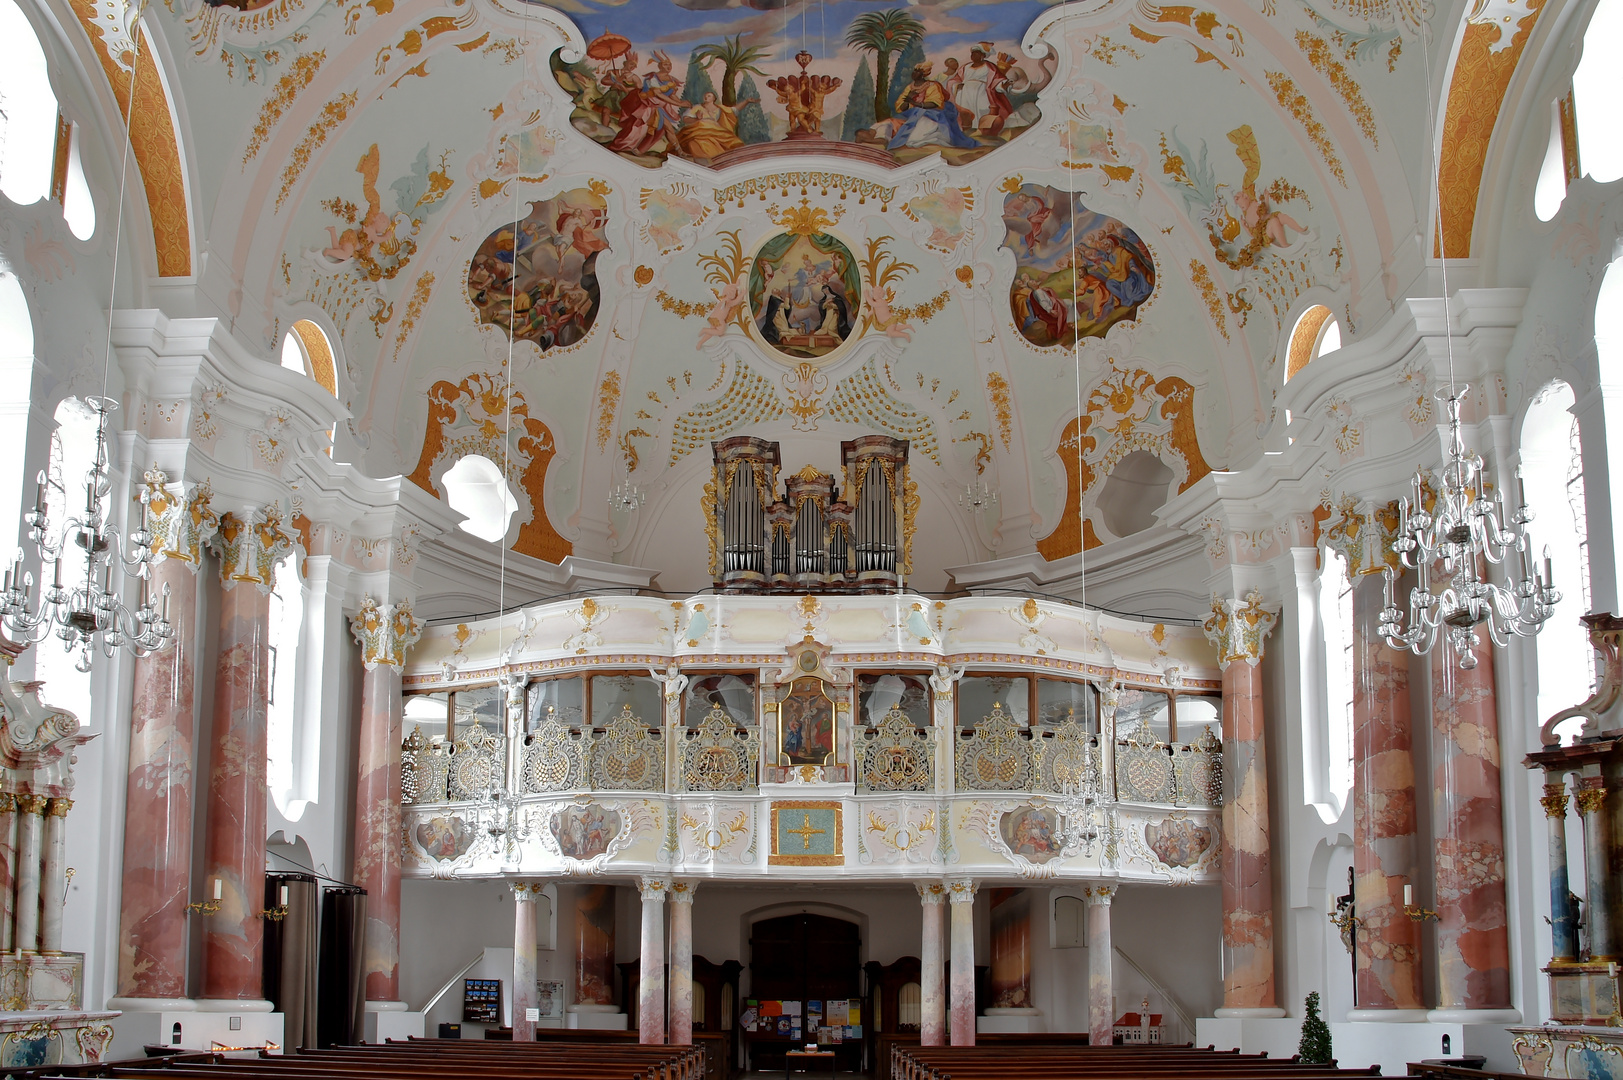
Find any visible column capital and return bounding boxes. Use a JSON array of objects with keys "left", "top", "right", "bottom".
[
  {"left": 1574, "top": 778, "right": 1607, "bottom": 816},
  {"left": 1203, "top": 588, "right": 1279, "bottom": 668},
  {"left": 1542, "top": 781, "right": 1571, "bottom": 819},
  {"left": 45, "top": 797, "right": 72, "bottom": 818},
  {"left": 916, "top": 882, "right": 948, "bottom": 904},
  {"left": 947, "top": 878, "right": 977, "bottom": 903},
  {"left": 0, "top": 793, "right": 14, "bottom": 813},
  {"left": 141, "top": 467, "right": 220, "bottom": 569},
  {"left": 1083, "top": 883, "right": 1117, "bottom": 904},
  {"left": 639, "top": 876, "right": 669, "bottom": 900},
  {"left": 510, "top": 880, "right": 545, "bottom": 900},
  {"left": 351, "top": 595, "right": 423, "bottom": 671},
  {"left": 15, "top": 794, "right": 47, "bottom": 815},
  {"left": 210, "top": 504, "right": 294, "bottom": 592},
  {"left": 669, "top": 880, "right": 698, "bottom": 905}
]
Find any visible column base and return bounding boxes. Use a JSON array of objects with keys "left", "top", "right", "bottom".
[
  {"left": 106, "top": 997, "right": 198, "bottom": 1012},
  {"left": 1214, "top": 1007, "right": 1287, "bottom": 1018},
  {"left": 1425, "top": 1008, "right": 1521, "bottom": 1024},
  {"left": 364, "top": 1009, "right": 425, "bottom": 1042},
  {"left": 194, "top": 998, "right": 276, "bottom": 1013},
  {"left": 1346, "top": 1008, "right": 1430, "bottom": 1023}
]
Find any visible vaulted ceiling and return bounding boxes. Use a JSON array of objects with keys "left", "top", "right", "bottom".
[{"left": 97, "top": 0, "right": 1448, "bottom": 594}]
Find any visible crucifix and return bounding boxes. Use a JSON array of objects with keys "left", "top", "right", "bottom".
[{"left": 786, "top": 813, "right": 827, "bottom": 851}]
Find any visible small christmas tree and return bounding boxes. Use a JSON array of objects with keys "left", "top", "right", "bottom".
[{"left": 1297, "top": 991, "right": 1332, "bottom": 1065}]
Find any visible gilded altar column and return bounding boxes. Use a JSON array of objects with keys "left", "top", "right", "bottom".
[
  {"left": 668, "top": 881, "right": 696, "bottom": 1046},
  {"left": 1574, "top": 773, "right": 1617, "bottom": 961},
  {"left": 199, "top": 506, "right": 291, "bottom": 1006},
  {"left": 948, "top": 878, "right": 977, "bottom": 1046},
  {"left": 1427, "top": 637, "right": 1514, "bottom": 1019},
  {"left": 638, "top": 877, "right": 667, "bottom": 1045},
  {"left": 917, "top": 882, "right": 947, "bottom": 1046},
  {"left": 1541, "top": 776, "right": 1579, "bottom": 962},
  {"left": 1085, "top": 885, "right": 1116, "bottom": 1046},
  {"left": 349, "top": 595, "right": 422, "bottom": 1006},
  {"left": 13, "top": 794, "right": 45, "bottom": 951},
  {"left": 39, "top": 798, "right": 70, "bottom": 951},
  {"left": 115, "top": 473, "right": 215, "bottom": 1003},
  {"left": 1349, "top": 577, "right": 1424, "bottom": 1016},
  {"left": 512, "top": 882, "right": 542, "bottom": 1041},
  {"left": 1202, "top": 590, "right": 1283, "bottom": 1015}
]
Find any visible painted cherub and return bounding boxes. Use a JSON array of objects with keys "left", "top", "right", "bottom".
[
  {"left": 1227, "top": 125, "right": 1306, "bottom": 249},
  {"left": 323, "top": 144, "right": 397, "bottom": 263},
  {"left": 861, "top": 283, "right": 914, "bottom": 342},
  {"left": 696, "top": 274, "right": 747, "bottom": 349}
]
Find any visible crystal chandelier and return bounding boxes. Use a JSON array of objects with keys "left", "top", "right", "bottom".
[
  {"left": 959, "top": 479, "right": 998, "bottom": 514},
  {"left": 0, "top": 397, "right": 172, "bottom": 671},
  {"left": 608, "top": 477, "right": 645, "bottom": 513},
  {"left": 1379, "top": 388, "right": 1559, "bottom": 669}
]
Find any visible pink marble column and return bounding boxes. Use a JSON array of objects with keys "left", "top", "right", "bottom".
[
  {"left": 574, "top": 884, "right": 616, "bottom": 1009},
  {"left": 115, "top": 558, "right": 200, "bottom": 1000},
  {"left": 668, "top": 881, "right": 695, "bottom": 1046},
  {"left": 512, "top": 882, "right": 541, "bottom": 1041},
  {"left": 13, "top": 794, "right": 44, "bottom": 951},
  {"left": 1350, "top": 578, "right": 1424, "bottom": 1014},
  {"left": 199, "top": 580, "right": 272, "bottom": 1003},
  {"left": 1428, "top": 636, "right": 1512, "bottom": 1014},
  {"left": 1086, "top": 885, "right": 1116, "bottom": 1046},
  {"left": 349, "top": 596, "right": 420, "bottom": 1005},
  {"left": 917, "top": 882, "right": 946, "bottom": 1047},
  {"left": 948, "top": 879, "right": 976, "bottom": 1046},
  {"left": 1203, "top": 590, "right": 1281, "bottom": 1014},
  {"left": 0, "top": 793, "right": 15, "bottom": 953},
  {"left": 638, "top": 877, "right": 666, "bottom": 1045},
  {"left": 988, "top": 888, "right": 1032, "bottom": 1010}
]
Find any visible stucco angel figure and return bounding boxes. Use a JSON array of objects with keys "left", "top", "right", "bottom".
[
  {"left": 930, "top": 662, "right": 965, "bottom": 696},
  {"left": 697, "top": 275, "right": 747, "bottom": 349},
  {"left": 650, "top": 662, "right": 689, "bottom": 700}
]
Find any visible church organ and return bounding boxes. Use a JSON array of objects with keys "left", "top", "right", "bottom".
[{"left": 705, "top": 435, "right": 914, "bottom": 593}]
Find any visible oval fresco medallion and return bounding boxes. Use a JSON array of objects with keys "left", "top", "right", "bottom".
[
  {"left": 999, "top": 803, "right": 1065, "bottom": 863},
  {"left": 1001, "top": 183, "right": 1155, "bottom": 348},
  {"left": 467, "top": 188, "right": 609, "bottom": 350},
  {"left": 415, "top": 814, "right": 477, "bottom": 863},
  {"left": 1144, "top": 813, "right": 1213, "bottom": 869},
  {"left": 551, "top": 802, "right": 623, "bottom": 861},
  {"left": 748, "top": 230, "right": 862, "bottom": 362}
]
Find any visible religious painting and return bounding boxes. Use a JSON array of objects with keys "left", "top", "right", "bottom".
[
  {"left": 749, "top": 232, "right": 861, "bottom": 360},
  {"left": 998, "top": 804, "right": 1064, "bottom": 863},
  {"left": 413, "top": 815, "right": 477, "bottom": 863},
  {"left": 777, "top": 676, "right": 836, "bottom": 766},
  {"left": 769, "top": 800, "right": 843, "bottom": 866},
  {"left": 547, "top": 2, "right": 1054, "bottom": 170},
  {"left": 466, "top": 187, "right": 609, "bottom": 351},
  {"left": 1144, "top": 813, "right": 1214, "bottom": 869},
  {"left": 549, "top": 802, "right": 622, "bottom": 860},
  {"left": 1000, "top": 184, "right": 1155, "bottom": 348}
]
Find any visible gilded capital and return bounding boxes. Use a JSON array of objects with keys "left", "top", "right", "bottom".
[
  {"left": 1574, "top": 786, "right": 1607, "bottom": 817},
  {"left": 15, "top": 794, "right": 47, "bottom": 815},
  {"left": 142, "top": 468, "right": 220, "bottom": 569},
  {"left": 669, "top": 880, "right": 697, "bottom": 905},
  {"left": 1203, "top": 588, "right": 1279, "bottom": 668},
  {"left": 947, "top": 878, "right": 978, "bottom": 903},
  {"left": 639, "top": 876, "right": 669, "bottom": 901},
  {"left": 916, "top": 881, "right": 947, "bottom": 904},
  {"left": 0, "top": 793, "right": 16, "bottom": 814},
  {"left": 1542, "top": 782, "right": 1570, "bottom": 819},
  {"left": 46, "top": 798, "right": 72, "bottom": 818},
  {"left": 211, "top": 505, "right": 294, "bottom": 591},
  {"left": 350, "top": 596, "right": 423, "bottom": 671},
  {"left": 1084, "top": 883, "right": 1118, "bottom": 904},
  {"left": 510, "top": 881, "right": 544, "bottom": 900}
]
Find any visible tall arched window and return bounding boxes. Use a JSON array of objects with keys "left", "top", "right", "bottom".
[
  {"left": 1522, "top": 381, "right": 1595, "bottom": 736},
  {"left": 32, "top": 399, "right": 100, "bottom": 721},
  {"left": 1573, "top": 0, "right": 1623, "bottom": 183},
  {"left": 0, "top": 0, "right": 59, "bottom": 206},
  {"left": 1317, "top": 546, "right": 1355, "bottom": 820},
  {"left": 0, "top": 274, "right": 33, "bottom": 553},
  {"left": 266, "top": 550, "right": 305, "bottom": 819},
  {"left": 1286, "top": 304, "right": 1341, "bottom": 382}
]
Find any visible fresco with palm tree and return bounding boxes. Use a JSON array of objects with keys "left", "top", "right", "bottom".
[{"left": 548, "top": 0, "right": 1056, "bottom": 169}]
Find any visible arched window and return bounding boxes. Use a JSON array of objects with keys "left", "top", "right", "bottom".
[
  {"left": 1522, "top": 381, "right": 1594, "bottom": 737},
  {"left": 281, "top": 320, "right": 337, "bottom": 397},
  {"left": 0, "top": 274, "right": 33, "bottom": 552},
  {"left": 1534, "top": 99, "right": 1570, "bottom": 221},
  {"left": 0, "top": 0, "right": 59, "bottom": 207},
  {"left": 442, "top": 455, "right": 519, "bottom": 542},
  {"left": 266, "top": 549, "right": 305, "bottom": 819},
  {"left": 1285, "top": 304, "right": 1340, "bottom": 382},
  {"left": 1315, "top": 546, "right": 1354, "bottom": 821},
  {"left": 32, "top": 398, "right": 100, "bottom": 721},
  {"left": 61, "top": 121, "right": 93, "bottom": 239},
  {"left": 1574, "top": 0, "right": 1623, "bottom": 183}
]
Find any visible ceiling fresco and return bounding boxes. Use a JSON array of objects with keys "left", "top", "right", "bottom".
[{"left": 126, "top": 0, "right": 1433, "bottom": 597}]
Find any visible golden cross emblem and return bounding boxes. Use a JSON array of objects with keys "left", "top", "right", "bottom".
[{"left": 785, "top": 812, "right": 827, "bottom": 852}]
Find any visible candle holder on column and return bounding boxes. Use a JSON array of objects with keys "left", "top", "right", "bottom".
[
  {"left": 1401, "top": 882, "right": 1439, "bottom": 922},
  {"left": 185, "top": 899, "right": 222, "bottom": 916}
]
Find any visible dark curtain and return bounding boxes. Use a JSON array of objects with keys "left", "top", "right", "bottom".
[
  {"left": 317, "top": 885, "right": 367, "bottom": 1047},
  {"left": 264, "top": 873, "right": 320, "bottom": 1049}
]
